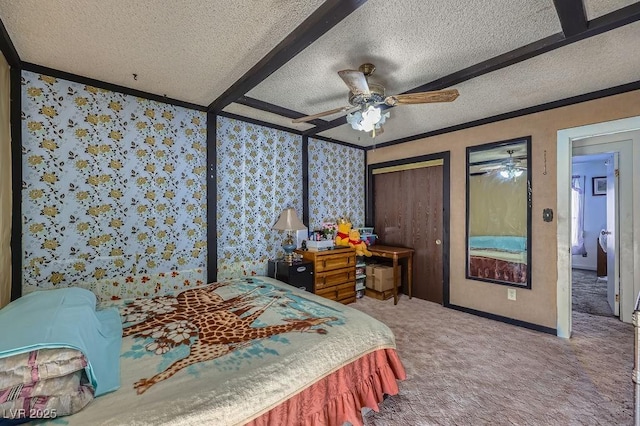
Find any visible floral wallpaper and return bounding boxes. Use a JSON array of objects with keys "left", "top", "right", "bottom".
[
  {"left": 21, "top": 71, "right": 207, "bottom": 300},
  {"left": 308, "top": 138, "right": 365, "bottom": 230},
  {"left": 216, "top": 116, "right": 303, "bottom": 278}
]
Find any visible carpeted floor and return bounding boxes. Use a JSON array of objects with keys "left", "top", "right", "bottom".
[
  {"left": 572, "top": 268, "right": 614, "bottom": 317},
  {"left": 351, "top": 294, "right": 633, "bottom": 425}
]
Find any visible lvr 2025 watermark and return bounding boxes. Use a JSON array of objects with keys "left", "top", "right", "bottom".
[{"left": 2, "top": 408, "right": 58, "bottom": 419}]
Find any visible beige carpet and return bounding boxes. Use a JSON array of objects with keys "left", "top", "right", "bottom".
[
  {"left": 351, "top": 295, "right": 634, "bottom": 425},
  {"left": 572, "top": 268, "right": 613, "bottom": 317}
]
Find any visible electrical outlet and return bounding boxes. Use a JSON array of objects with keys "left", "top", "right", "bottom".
[{"left": 507, "top": 288, "right": 517, "bottom": 301}]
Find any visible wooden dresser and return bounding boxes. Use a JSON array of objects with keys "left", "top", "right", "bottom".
[{"left": 296, "top": 247, "right": 356, "bottom": 304}]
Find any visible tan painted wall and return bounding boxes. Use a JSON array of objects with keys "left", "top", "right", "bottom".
[
  {"left": 368, "top": 89, "right": 640, "bottom": 329},
  {"left": 0, "top": 53, "right": 11, "bottom": 309}
]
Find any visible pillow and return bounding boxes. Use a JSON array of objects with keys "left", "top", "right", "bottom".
[
  {"left": 0, "top": 370, "right": 94, "bottom": 421},
  {"left": 0, "top": 349, "right": 94, "bottom": 421},
  {"left": 0, "top": 348, "right": 87, "bottom": 390}
]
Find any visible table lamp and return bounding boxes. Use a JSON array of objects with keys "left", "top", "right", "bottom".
[{"left": 272, "top": 208, "right": 307, "bottom": 264}]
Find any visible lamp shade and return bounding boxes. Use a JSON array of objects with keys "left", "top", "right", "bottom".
[{"left": 272, "top": 208, "right": 306, "bottom": 231}]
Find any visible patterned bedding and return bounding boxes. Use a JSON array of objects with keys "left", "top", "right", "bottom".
[
  {"left": 47, "top": 276, "right": 404, "bottom": 425},
  {"left": 468, "top": 236, "right": 528, "bottom": 284}
]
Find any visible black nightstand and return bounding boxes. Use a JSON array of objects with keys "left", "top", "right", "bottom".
[{"left": 267, "top": 260, "right": 314, "bottom": 293}]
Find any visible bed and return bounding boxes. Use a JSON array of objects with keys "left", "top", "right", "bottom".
[
  {"left": 0, "top": 276, "right": 405, "bottom": 425},
  {"left": 468, "top": 236, "right": 528, "bottom": 284}
]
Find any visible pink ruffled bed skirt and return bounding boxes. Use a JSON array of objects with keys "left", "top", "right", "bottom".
[{"left": 246, "top": 349, "right": 406, "bottom": 426}]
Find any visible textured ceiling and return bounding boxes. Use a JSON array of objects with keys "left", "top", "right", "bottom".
[
  {"left": 319, "top": 20, "right": 640, "bottom": 146},
  {"left": 584, "top": 0, "right": 638, "bottom": 19},
  {"left": 247, "top": 0, "right": 562, "bottom": 114},
  {"left": 0, "top": 0, "right": 325, "bottom": 106},
  {"left": 1, "top": 0, "right": 639, "bottom": 147}
]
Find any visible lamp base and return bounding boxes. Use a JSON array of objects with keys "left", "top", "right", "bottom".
[{"left": 282, "top": 242, "right": 296, "bottom": 264}]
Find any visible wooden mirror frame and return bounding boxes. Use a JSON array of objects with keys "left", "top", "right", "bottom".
[{"left": 465, "top": 136, "right": 532, "bottom": 289}]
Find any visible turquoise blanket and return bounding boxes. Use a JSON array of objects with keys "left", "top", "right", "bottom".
[
  {"left": 0, "top": 287, "right": 122, "bottom": 396},
  {"left": 469, "top": 235, "right": 527, "bottom": 252}
]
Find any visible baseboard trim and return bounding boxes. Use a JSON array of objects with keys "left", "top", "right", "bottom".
[{"left": 444, "top": 303, "right": 557, "bottom": 335}]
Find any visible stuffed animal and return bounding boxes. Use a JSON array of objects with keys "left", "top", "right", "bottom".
[
  {"left": 348, "top": 228, "right": 372, "bottom": 257},
  {"left": 335, "top": 219, "right": 351, "bottom": 247}
]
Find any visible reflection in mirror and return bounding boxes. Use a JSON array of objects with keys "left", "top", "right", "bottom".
[{"left": 466, "top": 137, "right": 531, "bottom": 288}]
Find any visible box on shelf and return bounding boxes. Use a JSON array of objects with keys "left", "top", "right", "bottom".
[
  {"left": 305, "top": 240, "right": 334, "bottom": 250},
  {"left": 365, "top": 264, "right": 401, "bottom": 292}
]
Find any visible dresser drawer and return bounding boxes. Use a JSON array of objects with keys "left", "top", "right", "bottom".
[
  {"left": 314, "top": 252, "right": 355, "bottom": 273},
  {"left": 315, "top": 268, "right": 355, "bottom": 290},
  {"left": 316, "top": 282, "right": 356, "bottom": 303},
  {"left": 336, "top": 282, "right": 356, "bottom": 300},
  {"left": 315, "top": 287, "right": 338, "bottom": 301}
]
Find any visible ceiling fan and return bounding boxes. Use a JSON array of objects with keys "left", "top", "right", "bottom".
[
  {"left": 477, "top": 150, "right": 526, "bottom": 178},
  {"left": 292, "top": 63, "right": 459, "bottom": 137}
]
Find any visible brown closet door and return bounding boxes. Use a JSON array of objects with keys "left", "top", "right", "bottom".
[{"left": 373, "top": 165, "right": 443, "bottom": 303}]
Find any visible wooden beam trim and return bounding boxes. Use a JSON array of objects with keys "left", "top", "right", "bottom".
[
  {"left": 236, "top": 96, "right": 329, "bottom": 127},
  {"left": 587, "top": 2, "right": 640, "bottom": 32},
  {"left": 208, "top": 0, "right": 368, "bottom": 112},
  {"left": 302, "top": 135, "right": 309, "bottom": 227},
  {"left": 10, "top": 67, "right": 21, "bottom": 300},
  {"left": 553, "top": 0, "right": 588, "bottom": 37},
  {"left": 206, "top": 112, "right": 217, "bottom": 283}
]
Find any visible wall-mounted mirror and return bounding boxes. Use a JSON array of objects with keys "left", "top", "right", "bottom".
[{"left": 466, "top": 137, "right": 531, "bottom": 288}]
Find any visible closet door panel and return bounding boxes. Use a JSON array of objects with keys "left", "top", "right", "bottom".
[{"left": 373, "top": 166, "right": 443, "bottom": 303}]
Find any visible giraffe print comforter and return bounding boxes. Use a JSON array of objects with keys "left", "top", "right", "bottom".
[{"left": 56, "top": 277, "right": 399, "bottom": 425}]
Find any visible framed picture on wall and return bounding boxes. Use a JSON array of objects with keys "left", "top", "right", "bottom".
[{"left": 592, "top": 176, "right": 607, "bottom": 196}]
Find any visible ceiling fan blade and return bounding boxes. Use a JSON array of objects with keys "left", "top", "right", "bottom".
[
  {"left": 384, "top": 89, "right": 459, "bottom": 106},
  {"left": 337, "top": 69, "right": 370, "bottom": 96},
  {"left": 291, "top": 105, "right": 355, "bottom": 123},
  {"left": 480, "top": 164, "right": 501, "bottom": 171}
]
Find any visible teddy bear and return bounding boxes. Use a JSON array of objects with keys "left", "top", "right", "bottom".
[
  {"left": 348, "top": 228, "right": 372, "bottom": 257},
  {"left": 334, "top": 218, "right": 371, "bottom": 256},
  {"left": 334, "top": 219, "right": 352, "bottom": 247}
]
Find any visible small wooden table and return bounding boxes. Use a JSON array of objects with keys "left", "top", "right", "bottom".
[{"left": 368, "top": 245, "right": 414, "bottom": 305}]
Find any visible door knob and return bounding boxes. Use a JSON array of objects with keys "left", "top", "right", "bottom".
[
  {"left": 601, "top": 230, "right": 612, "bottom": 235},
  {"left": 435, "top": 239, "right": 442, "bottom": 245}
]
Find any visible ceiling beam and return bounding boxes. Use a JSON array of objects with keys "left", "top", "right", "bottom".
[
  {"left": 0, "top": 17, "right": 21, "bottom": 68},
  {"left": 553, "top": 0, "right": 588, "bottom": 37},
  {"left": 236, "top": 96, "right": 329, "bottom": 127},
  {"left": 304, "top": 113, "right": 349, "bottom": 136},
  {"left": 306, "top": 3, "right": 640, "bottom": 137},
  {"left": 207, "top": 0, "right": 368, "bottom": 112}
]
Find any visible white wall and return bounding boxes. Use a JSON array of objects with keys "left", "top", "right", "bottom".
[{"left": 571, "top": 158, "right": 608, "bottom": 270}]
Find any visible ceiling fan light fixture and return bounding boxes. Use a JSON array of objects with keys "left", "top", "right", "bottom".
[
  {"left": 346, "top": 105, "right": 389, "bottom": 133},
  {"left": 498, "top": 149, "right": 524, "bottom": 179},
  {"left": 500, "top": 167, "right": 523, "bottom": 179}
]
